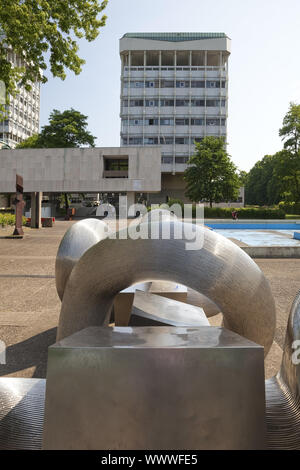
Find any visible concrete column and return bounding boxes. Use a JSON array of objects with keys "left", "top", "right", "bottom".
[{"left": 31, "top": 191, "right": 42, "bottom": 228}]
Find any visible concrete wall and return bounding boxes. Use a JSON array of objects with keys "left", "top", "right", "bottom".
[
  {"left": 149, "top": 174, "right": 244, "bottom": 206},
  {"left": 120, "top": 37, "right": 231, "bottom": 53},
  {"left": 0, "top": 146, "right": 161, "bottom": 193}
]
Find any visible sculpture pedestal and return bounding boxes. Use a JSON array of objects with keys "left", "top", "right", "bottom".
[{"left": 43, "top": 326, "right": 266, "bottom": 450}]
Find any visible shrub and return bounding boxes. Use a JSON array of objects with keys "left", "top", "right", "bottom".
[
  {"left": 147, "top": 203, "right": 285, "bottom": 219},
  {"left": 278, "top": 201, "right": 300, "bottom": 215},
  {"left": 0, "top": 213, "right": 27, "bottom": 227},
  {"left": 167, "top": 198, "right": 184, "bottom": 210},
  {"left": 203, "top": 207, "right": 285, "bottom": 219}
]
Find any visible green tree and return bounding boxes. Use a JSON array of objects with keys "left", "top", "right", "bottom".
[
  {"left": 17, "top": 108, "right": 96, "bottom": 211},
  {"left": 279, "top": 102, "right": 300, "bottom": 153},
  {"left": 238, "top": 170, "right": 248, "bottom": 186},
  {"left": 273, "top": 103, "right": 300, "bottom": 202},
  {"left": 16, "top": 134, "right": 40, "bottom": 149},
  {"left": 245, "top": 155, "right": 281, "bottom": 206},
  {"left": 245, "top": 103, "right": 300, "bottom": 206},
  {"left": 0, "top": 0, "right": 108, "bottom": 108},
  {"left": 273, "top": 150, "right": 300, "bottom": 202},
  {"left": 17, "top": 109, "right": 96, "bottom": 149},
  {"left": 184, "top": 137, "right": 240, "bottom": 207}
]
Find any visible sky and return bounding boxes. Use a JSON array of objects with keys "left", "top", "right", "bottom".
[{"left": 40, "top": 0, "right": 300, "bottom": 172}]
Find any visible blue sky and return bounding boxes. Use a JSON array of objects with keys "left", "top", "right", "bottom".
[{"left": 40, "top": 0, "right": 300, "bottom": 171}]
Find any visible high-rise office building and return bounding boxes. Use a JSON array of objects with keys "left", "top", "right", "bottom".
[
  {"left": 0, "top": 48, "right": 40, "bottom": 148},
  {"left": 119, "top": 32, "right": 231, "bottom": 202}
]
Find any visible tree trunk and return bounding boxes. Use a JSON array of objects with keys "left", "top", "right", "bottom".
[{"left": 210, "top": 200, "right": 213, "bottom": 208}]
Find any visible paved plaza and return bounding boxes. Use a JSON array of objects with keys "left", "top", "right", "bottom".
[{"left": 0, "top": 220, "right": 298, "bottom": 379}]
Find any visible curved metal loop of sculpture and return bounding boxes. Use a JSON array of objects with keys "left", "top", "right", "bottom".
[
  {"left": 1, "top": 217, "right": 300, "bottom": 449},
  {"left": 55, "top": 218, "right": 111, "bottom": 300},
  {"left": 57, "top": 218, "right": 276, "bottom": 357},
  {"left": 56, "top": 212, "right": 221, "bottom": 318},
  {"left": 265, "top": 290, "right": 300, "bottom": 449}
]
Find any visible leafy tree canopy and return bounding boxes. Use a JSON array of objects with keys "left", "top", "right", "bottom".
[
  {"left": 245, "top": 154, "right": 281, "bottom": 205},
  {"left": 16, "top": 134, "right": 40, "bottom": 149},
  {"left": 273, "top": 150, "right": 300, "bottom": 202},
  {"left": 279, "top": 102, "right": 300, "bottom": 153},
  {"left": 184, "top": 137, "right": 240, "bottom": 207},
  {"left": 16, "top": 108, "right": 96, "bottom": 212},
  {"left": 0, "top": 0, "right": 108, "bottom": 104},
  {"left": 238, "top": 170, "right": 248, "bottom": 186},
  {"left": 17, "top": 108, "right": 96, "bottom": 148},
  {"left": 246, "top": 103, "right": 300, "bottom": 205}
]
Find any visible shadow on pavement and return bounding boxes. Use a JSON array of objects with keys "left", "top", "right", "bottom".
[{"left": 0, "top": 327, "right": 57, "bottom": 378}]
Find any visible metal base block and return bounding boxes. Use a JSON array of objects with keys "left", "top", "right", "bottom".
[{"left": 43, "top": 326, "right": 266, "bottom": 450}]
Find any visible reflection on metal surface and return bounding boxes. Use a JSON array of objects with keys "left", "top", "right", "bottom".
[
  {"left": 3, "top": 217, "right": 300, "bottom": 449},
  {"left": 0, "top": 378, "right": 45, "bottom": 450},
  {"left": 43, "top": 326, "right": 266, "bottom": 450},
  {"left": 57, "top": 219, "right": 276, "bottom": 357},
  {"left": 265, "top": 290, "right": 300, "bottom": 449},
  {"left": 129, "top": 291, "right": 210, "bottom": 327},
  {"left": 55, "top": 218, "right": 110, "bottom": 300}
]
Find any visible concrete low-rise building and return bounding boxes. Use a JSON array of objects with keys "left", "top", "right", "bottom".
[
  {"left": 0, "top": 146, "right": 161, "bottom": 222},
  {"left": 0, "top": 146, "right": 161, "bottom": 195}
]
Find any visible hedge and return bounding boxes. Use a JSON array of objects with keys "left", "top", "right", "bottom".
[
  {"left": 278, "top": 201, "right": 300, "bottom": 215},
  {"left": 203, "top": 207, "right": 285, "bottom": 219},
  {"left": 149, "top": 202, "right": 285, "bottom": 219},
  {"left": 0, "top": 213, "right": 27, "bottom": 227}
]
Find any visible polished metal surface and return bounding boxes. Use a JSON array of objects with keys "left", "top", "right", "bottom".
[
  {"left": 0, "top": 378, "right": 45, "bottom": 450},
  {"left": 3, "top": 215, "right": 300, "bottom": 449},
  {"left": 43, "top": 326, "right": 266, "bottom": 450},
  {"left": 149, "top": 280, "right": 187, "bottom": 302},
  {"left": 265, "top": 289, "right": 300, "bottom": 449},
  {"left": 129, "top": 290, "right": 210, "bottom": 327},
  {"left": 57, "top": 219, "right": 276, "bottom": 356},
  {"left": 113, "top": 281, "right": 188, "bottom": 326},
  {"left": 55, "top": 218, "right": 110, "bottom": 300},
  {"left": 113, "top": 282, "right": 151, "bottom": 325}
]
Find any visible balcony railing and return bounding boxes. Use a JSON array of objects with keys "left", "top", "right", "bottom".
[{"left": 124, "top": 66, "right": 226, "bottom": 72}]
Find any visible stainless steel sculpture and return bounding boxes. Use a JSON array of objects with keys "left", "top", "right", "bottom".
[
  {"left": 0, "top": 378, "right": 45, "bottom": 450},
  {"left": 57, "top": 219, "right": 276, "bottom": 357},
  {"left": 265, "top": 290, "right": 300, "bottom": 449},
  {"left": 55, "top": 213, "right": 221, "bottom": 319},
  {"left": 43, "top": 326, "right": 266, "bottom": 450},
  {"left": 128, "top": 290, "right": 210, "bottom": 327},
  {"left": 2, "top": 215, "right": 300, "bottom": 449},
  {"left": 55, "top": 218, "right": 111, "bottom": 300}
]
